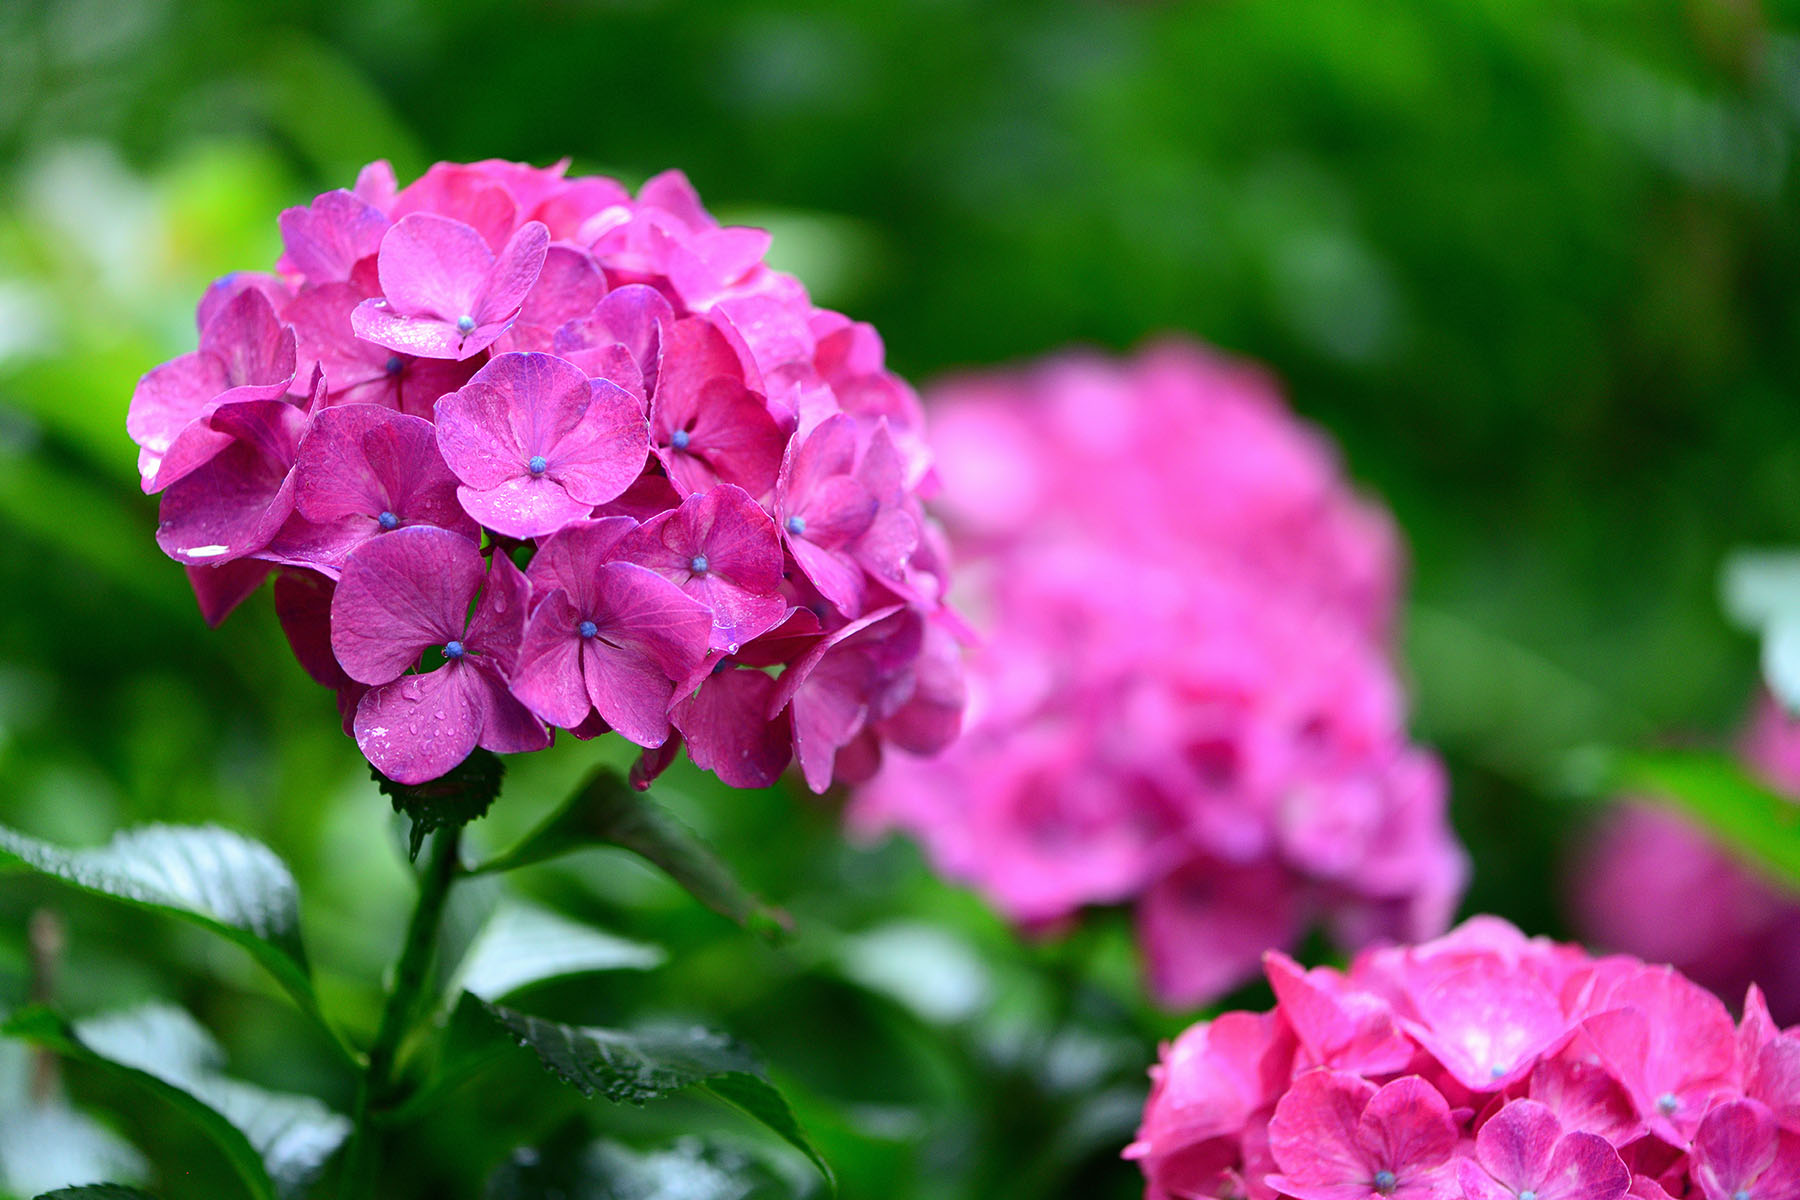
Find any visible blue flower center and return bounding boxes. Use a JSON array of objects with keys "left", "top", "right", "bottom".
[
  {"left": 442, "top": 640, "right": 466, "bottom": 660},
  {"left": 784, "top": 514, "right": 806, "bottom": 536},
  {"left": 1735, "top": 1191, "right": 1752, "bottom": 1200},
  {"left": 1520, "top": 1192, "right": 1537, "bottom": 1200},
  {"left": 384, "top": 355, "right": 404, "bottom": 375},
  {"left": 689, "top": 554, "right": 709, "bottom": 575},
  {"left": 377, "top": 511, "right": 399, "bottom": 531},
  {"left": 1373, "top": 1171, "right": 1397, "bottom": 1195},
  {"left": 670, "top": 428, "right": 691, "bottom": 451},
  {"left": 578, "top": 620, "right": 598, "bottom": 639},
  {"left": 528, "top": 455, "right": 548, "bottom": 476},
  {"left": 1657, "top": 1093, "right": 1679, "bottom": 1116},
  {"left": 455, "top": 314, "right": 476, "bottom": 334}
]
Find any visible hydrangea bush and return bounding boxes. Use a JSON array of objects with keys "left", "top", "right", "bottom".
[
  {"left": 1573, "top": 693, "right": 1800, "bottom": 1026},
  {"left": 851, "top": 342, "right": 1466, "bottom": 1007},
  {"left": 1129, "top": 916, "right": 1800, "bottom": 1200},
  {"left": 127, "top": 157, "right": 962, "bottom": 789}
]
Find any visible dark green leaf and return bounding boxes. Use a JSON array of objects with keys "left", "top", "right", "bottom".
[
  {"left": 472, "top": 768, "right": 789, "bottom": 940},
  {"left": 484, "top": 1135, "right": 805, "bottom": 1200},
  {"left": 374, "top": 748, "right": 505, "bottom": 860},
  {"left": 4, "top": 1005, "right": 350, "bottom": 1200},
  {"left": 0, "top": 824, "right": 342, "bottom": 1059},
  {"left": 32, "top": 1187, "right": 162, "bottom": 1200},
  {"left": 478, "top": 999, "right": 832, "bottom": 1190},
  {"left": 1579, "top": 748, "right": 1800, "bottom": 888}
]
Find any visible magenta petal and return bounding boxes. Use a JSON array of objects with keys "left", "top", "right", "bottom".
[
  {"left": 468, "top": 661, "right": 551, "bottom": 754},
  {"left": 279, "top": 189, "right": 389, "bottom": 284},
  {"left": 1267, "top": 1071, "right": 1380, "bottom": 1198},
  {"left": 434, "top": 352, "right": 559, "bottom": 489},
  {"left": 354, "top": 663, "right": 481, "bottom": 785},
  {"left": 350, "top": 302, "right": 472, "bottom": 360},
  {"left": 376, "top": 212, "right": 493, "bottom": 319},
  {"left": 464, "top": 547, "right": 531, "bottom": 675},
  {"left": 512, "top": 589, "right": 593, "bottom": 728},
  {"left": 330, "top": 526, "right": 483, "bottom": 684},
  {"left": 155, "top": 400, "right": 306, "bottom": 564},
  {"left": 477, "top": 220, "right": 551, "bottom": 323},
  {"left": 1538, "top": 1132, "right": 1629, "bottom": 1200},
  {"left": 1695, "top": 1100, "right": 1780, "bottom": 1200},
  {"left": 127, "top": 351, "right": 227, "bottom": 481},
  {"left": 789, "top": 536, "right": 866, "bottom": 616},
  {"left": 185, "top": 559, "right": 272, "bottom": 627},
  {"left": 525, "top": 516, "right": 636, "bottom": 613},
  {"left": 579, "top": 562, "right": 713, "bottom": 746},
  {"left": 543, "top": 379, "right": 650, "bottom": 505},
  {"left": 617, "top": 484, "right": 787, "bottom": 650},
  {"left": 1139, "top": 858, "right": 1303, "bottom": 1009},
  {"left": 1357, "top": 1078, "right": 1456, "bottom": 1181},
  {"left": 595, "top": 283, "right": 673, "bottom": 390},
  {"left": 1403, "top": 965, "right": 1570, "bottom": 1090},
  {"left": 456, "top": 476, "right": 596, "bottom": 540},
  {"left": 671, "top": 667, "right": 792, "bottom": 788},
  {"left": 294, "top": 403, "right": 472, "bottom": 536},
  {"left": 498, "top": 244, "right": 605, "bottom": 350},
  {"left": 275, "top": 570, "right": 351, "bottom": 690},
  {"left": 1475, "top": 1100, "right": 1561, "bottom": 1194}
]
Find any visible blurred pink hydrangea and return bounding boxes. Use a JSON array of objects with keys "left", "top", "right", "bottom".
[
  {"left": 1572, "top": 694, "right": 1800, "bottom": 1026},
  {"left": 850, "top": 342, "right": 1465, "bottom": 1008},
  {"left": 129, "top": 158, "right": 962, "bottom": 788},
  {"left": 1129, "top": 916, "right": 1800, "bottom": 1200}
]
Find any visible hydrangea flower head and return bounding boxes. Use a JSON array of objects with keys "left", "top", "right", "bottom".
[
  {"left": 1573, "top": 692, "right": 1800, "bottom": 1026},
  {"left": 851, "top": 341, "right": 1462, "bottom": 1006},
  {"left": 1130, "top": 917, "right": 1800, "bottom": 1200},
  {"left": 128, "top": 158, "right": 962, "bottom": 790}
]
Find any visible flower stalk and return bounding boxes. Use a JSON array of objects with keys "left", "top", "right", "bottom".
[{"left": 340, "top": 822, "right": 462, "bottom": 1196}]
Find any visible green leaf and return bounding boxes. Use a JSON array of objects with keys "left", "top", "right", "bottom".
[
  {"left": 472, "top": 768, "right": 789, "bottom": 940},
  {"left": 478, "top": 999, "right": 832, "bottom": 1190},
  {"left": 3, "top": 1005, "right": 350, "bottom": 1200},
  {"left": 374, "top": 749, "right": 505, "bottom": 861},
  {"left": 32, "top": 1187, "right": 162, "bottom": 1200},
  {"left": 451, "top": 899, "right": 664, "bottom": 1003},
  {"left": 1582, "top": 748, "right": 1800, "bottom": 889},
  {"left": 0, "top": 823, "right": 345, "bottom": 1062},
  {"left": 0, "top": 1104, "right": 147, "bottom": 1198},
  {"left": 484, "top": 1135, "right": 806, "bottom": 1200}
]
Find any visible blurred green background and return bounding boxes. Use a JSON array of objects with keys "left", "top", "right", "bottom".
[{"left": 2, "top": 0, "right": 1798, "bottom": 1195}]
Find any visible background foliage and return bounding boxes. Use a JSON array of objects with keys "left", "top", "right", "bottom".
[{"left": 3, "top": 0, "right": 1800, "bottom": 1195}]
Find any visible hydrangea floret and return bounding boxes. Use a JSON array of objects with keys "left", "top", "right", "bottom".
[
  {"left": 129, "top": 158, "right": 962, "bottom": 788},
  {"left": 1574, "top": 692, "right": 1800, "bottom": 1026},
  {"left": 850, "top": 342, "right": 1465, "bottom": 1007},
  {"left": 1129, "top": 916, "right": 1800, "bottom": 1200}
]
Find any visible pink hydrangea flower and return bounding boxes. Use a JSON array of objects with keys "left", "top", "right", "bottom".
[
  {"left": 1131, "top": 917, "right": 1800, "bottom": 1200},
  {"left": 1572, "top": 693, "right": 1800, "bottom": 1025},
  {"left": 329, "top": 526, "right": 549, "bottom": 784},
  {"left": 129, "top": 158, "right": 961, "bottom": 789},
  {"left": 851, "top": 341, "right": 1460, "bottom": 1007}
]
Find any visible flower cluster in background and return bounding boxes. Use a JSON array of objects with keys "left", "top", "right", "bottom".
[
  {"left": 1129, "top": 916, "right": 1800, "bottom": 1200},
  {"left": 851, "top": 342, "right": 1465, "bottom": 1007},
  {"left": 126, "top": 159, "right": 962, "bottom": 787},
  {"left": 1573, "top": 693, "right": 1800, "bottom": 1026}
]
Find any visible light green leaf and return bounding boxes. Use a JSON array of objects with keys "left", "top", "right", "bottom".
[
  {"left": 484, "top": 1136, "right": 806, "bottom": 1200},
  {"left": 1585, "top": 748, "right": 1800, "bottom": 889},
  {"left": 478, "top": 999, "right": 832, "bottom": 1190},
  {"left": 473, "top": 769, "right": 788, "bottom": 940},
  {"left": 1722, "top": 550, "right": 1800, "bottom": 629},
  {"left": 0, "top": 823, "right": 343, "bottom": 1060},
  {"left": 4, "top": 1005, "right": 350, "bottom": 1200},
  {"left": 0, "top": 1104, "right": 147, "bottom": 1198},
  {"left": 451, "top": 899, "right": 664, "bottom": 1003}
]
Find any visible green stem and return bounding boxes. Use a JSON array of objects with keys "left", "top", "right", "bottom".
[{"left": 340, "top": 824, "right": 462, "bottom": 1197}]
